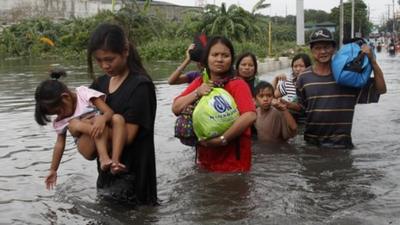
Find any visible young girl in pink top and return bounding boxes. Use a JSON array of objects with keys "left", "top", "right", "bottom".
[{"left": 35, "top": 69, "right": 127, "bottom": 190}]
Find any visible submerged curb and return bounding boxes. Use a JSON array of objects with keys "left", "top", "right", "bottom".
[{"left": 258, "top": 57, "right": 291, "bottom": 74}]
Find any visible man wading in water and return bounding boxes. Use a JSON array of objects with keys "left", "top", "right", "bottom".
[{"left": 296, "top": 28, "right": 386, "bottom": 149}]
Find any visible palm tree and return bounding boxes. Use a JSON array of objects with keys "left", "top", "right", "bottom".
[
  {"left": 248, "top": 0, "right": 271, "bottom": 43},
  {"left": 201, "top": 3, "right": 252, "bottom": 41},
  {"left": 177, "top": 1, "right": 269, "bottom": 42},
  {"left": 251, "top": 0, "right": 271, "bottom": 15}
]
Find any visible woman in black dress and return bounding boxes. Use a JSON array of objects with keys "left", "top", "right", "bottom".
[{"left": 86, "top": 23, "right": 157, "bottom": 205}]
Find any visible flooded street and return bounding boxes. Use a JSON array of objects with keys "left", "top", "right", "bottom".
[{"left": 0, "top": 52, "right": 399, "bottom": 225}]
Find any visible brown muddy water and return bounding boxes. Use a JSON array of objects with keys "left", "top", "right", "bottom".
[{"left": 0, "top": 53, "right": 399, "bottom": 225}]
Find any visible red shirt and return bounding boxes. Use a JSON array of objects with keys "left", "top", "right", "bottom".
[{"left": 175, "top": 76, "right": 256, "bottom": 172}]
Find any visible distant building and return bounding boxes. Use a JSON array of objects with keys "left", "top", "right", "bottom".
[
  {"left": 0, "top": 0, "right": 202, "bottom": 24},
  {"left": 137, "top": 1, "right": 202, "bottom": 21}
]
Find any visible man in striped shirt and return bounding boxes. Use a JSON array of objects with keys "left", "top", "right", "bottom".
[{"left": 296, "top": 28, "right": 386, "bottom": 149}]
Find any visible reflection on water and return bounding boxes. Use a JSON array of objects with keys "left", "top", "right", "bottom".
[{"left": 0, "top": 54, "right": 400, "bottom": 224}]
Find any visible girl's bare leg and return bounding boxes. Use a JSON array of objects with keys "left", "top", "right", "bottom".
[
  {"left": 109, "top": 114, "right": 127, "bottom": 174},
  {"left": 95, "top": 126, "right": 112, "bottom": 171},
  {"left": 76, "top": 134, "right": 96, "bottom": 160},
  {"left": 69, "top": 118, "right": 112, "bottom": 171}
]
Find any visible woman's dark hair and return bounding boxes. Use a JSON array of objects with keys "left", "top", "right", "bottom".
[
  {"left": 253, "top": 81, "right": 274, "bottom": 97},
  {"left": 34, "top": 69, "right": 69, "bottom": 126},
  {"left": 235, "top": 52, "right": 258, "bottom": 75},
  {"left": 200, "top": 36, "right": 235, "bottom": 76},
  {"left": 87, "top": 23, "right": 152, "bottom": 82},
  {"left": 291, "top": 53, "right": 312, "bottom": 68}
]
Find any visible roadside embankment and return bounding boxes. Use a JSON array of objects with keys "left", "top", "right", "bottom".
[{"left": 258, "top": 57, "right": 291, "bottom": 74}]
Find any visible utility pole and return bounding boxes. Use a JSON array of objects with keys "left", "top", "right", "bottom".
[
  {"left": 386, "top": 4, "right": 391, "bottom": 32},
  {"left": 296, "top": 0, "right": 305, "bottom": 45},
  {"left": 393, "top": 0, "right": 396, "bottom": 34},
  {"left": 351, "top": 0, "right": 355, "bottom": 38},
  {"left": 268, "top": 21, "right": 272, "bottom": 56},
  {"left": 340, "top": 0, "right": 344, "bottom": 47},
  {"left": 285, "top": 4, "right": 288, "bottom": 17}
]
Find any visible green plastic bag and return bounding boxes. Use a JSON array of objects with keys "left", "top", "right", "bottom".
[{"left": 192, "top": 77, "right": 239, "bottom": 140}]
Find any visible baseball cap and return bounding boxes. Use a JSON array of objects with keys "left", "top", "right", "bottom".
[{"left": 309, "top": 28, "right": 336, "bottom": 46}]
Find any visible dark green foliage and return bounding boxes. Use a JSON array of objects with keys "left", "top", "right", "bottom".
[{"left": 1, "top": 1, "right": 371, "bottom": 61}]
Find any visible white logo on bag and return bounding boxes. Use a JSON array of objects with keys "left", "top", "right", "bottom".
[{"left": 314, "top": 30, "right": 329, "bottom": 38}]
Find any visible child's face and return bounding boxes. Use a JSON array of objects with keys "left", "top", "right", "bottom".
[
  {"left": 238, "top": 56, "right": 256, "bottom": 80},
  {"left": 255, "top": 87, "right": 274, "bottom": 110},
  {"left": 47, "top": 93, "right": 75, "bottom": 120}
]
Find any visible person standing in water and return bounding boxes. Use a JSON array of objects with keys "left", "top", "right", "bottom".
[
  {"left": 172, "top": 36, "right": 256, "bottom": 172},
  {"left": 272, "top": 53, "right": 312, "bottom": 123},
  {"left": 235, "top": 52, "right": 260, "bottom": 96},
  {"left": 87, "top": 23, "right": 157, "bottom": 205},
  {"left": 253, "top": 81, "right": 297, "bottom": 142},
  {"left": 296, "top": 28, "right": 386, "bottom": 149}
]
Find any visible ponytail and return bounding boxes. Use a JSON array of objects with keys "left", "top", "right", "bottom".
[
  {"left": 49, "top": 68, "right": 67, "bottom": 80},
  {"left": 34, "top": 69, "right": 69, "bottom": 126}
]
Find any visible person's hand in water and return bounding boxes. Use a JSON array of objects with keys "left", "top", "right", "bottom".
[{"left": 45, "top": 169, "right": 57, "bottom": 190}]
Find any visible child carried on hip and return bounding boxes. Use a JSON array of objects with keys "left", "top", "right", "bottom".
[{"left": 34, "top": 69, "right": 128, "bottom": 190}]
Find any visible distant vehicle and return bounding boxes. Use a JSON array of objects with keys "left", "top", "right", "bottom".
[
  {"left": 368, "top": 32, "right": 380, "bottom": 39},
  {"left": 377, "top": 42, "right": 382, "bottom": 53},
  {"left": 388, "top": 42, "right": 396, "bottom": 56}
]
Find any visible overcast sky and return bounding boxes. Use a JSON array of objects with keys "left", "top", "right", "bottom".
[{"left": 162, "top": 0, "right": 398, "bottom": 25}]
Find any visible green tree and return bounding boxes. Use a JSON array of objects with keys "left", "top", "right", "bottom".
[
  {"left": 200, "top": 3, "right": 247, "bottom": 40},
  {"left": 175, "top": 8, "right": 204, "bottom": 38},
  {"left": 251, "top": 0, "right": 271, "bottom": 14},
  {"left": 114, "top": 0, "right": 164, "bottom": 43},
  {"left": 330, "top": 0, "right": 372, "bottom": 39},
  {"left": 304, "top": 9, "right": 332, "bottom": 24}
]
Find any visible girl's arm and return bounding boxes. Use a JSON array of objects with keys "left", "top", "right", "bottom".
[
  {"left": 45, "top": 134, "right": 66, "bottom": 190},
  {"left": 199, "top": 111, "right": 256, "bottom": 147},
  {"left": 90, "top": 97, "right": 114, "bottom": 138}
]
